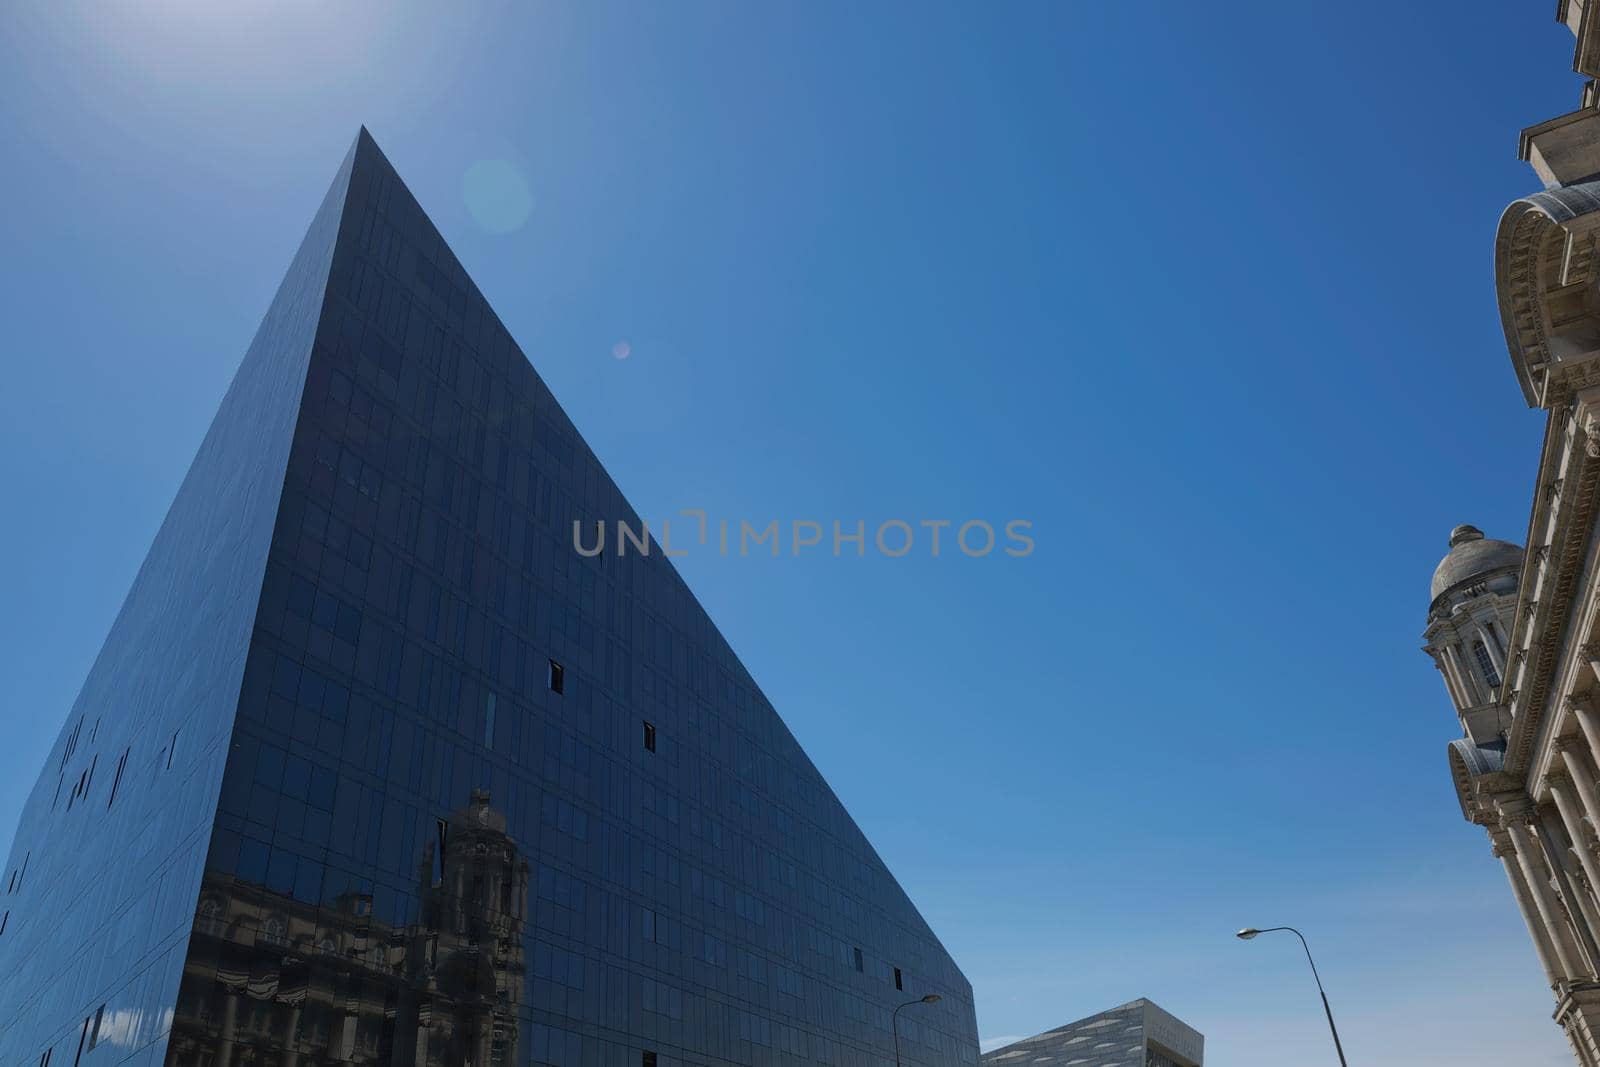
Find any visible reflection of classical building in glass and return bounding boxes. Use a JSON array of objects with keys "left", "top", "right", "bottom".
[
  {"left": 0, "top": 130, "right": 978, "bottom": 1067},
  {"left": 168, "top": 789, "right": 527, "bottom": 1067},
  {"left": 981, "top": 1001, "right": 1201, "bottom": 1067}
]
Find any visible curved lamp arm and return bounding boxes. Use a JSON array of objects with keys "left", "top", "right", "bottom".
[
  {"left": 891, "top": 994, "right": 942, "bottom": 1067},
  {"left": 1237, "top": 926, "right": 1348, "bottom": 1067}
]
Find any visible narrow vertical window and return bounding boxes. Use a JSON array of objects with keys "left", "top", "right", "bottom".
[
  {"left": 89, "top": 1005, "right": 104, "bottom": 1049},
  {"left": 1472, "top": 640, "right": 1501, "bottom": 690},
  {"left": 643, "top": 909, "right": 656, "bottom": 942},
  {"left": 894, "top": 966, "right": 903, "bottom": 991},
  {"left": 1, "top": 910, "right": 8, "bottom": 935},
  {"left": 549, "top": 659, "right": 565, "bottom": 695},
  {"left": 39, "top": 1048, "right": 51, "bottom": 1067},
  {"left": 484, "top": 693, "right": 497, "bottom": 748},
  {"left": 853, "top": 946, "right": 864, "bottom": 972},
  {"left": 643, "top": 721, "right": 656, "bottom": 753},
  {"left": 432, "top": 819, "right": 448, "bottom": 887},
  {"left": 62, "top": 717, "right": 81, "bottom": 770},
  {"left": 72, "top": 1017, "right": 89, "bottom": 1067},
  {"left": 108, "top": 749, "right": 129, "bottom": 809},
  {"left": 167, "top": 730, "right": 179, "bottom": 770}
]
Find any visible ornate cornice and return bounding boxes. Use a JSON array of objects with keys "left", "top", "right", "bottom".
[
  {"left": 1507, "top": 423, "right": 1600, "bottom": 778},
  {"left": 1496, "top": 194, "right": 1565, "bottom": 407},
  {"left": 1501, "top": 796, "right": 1539, "bottom": 824},
  {"left": 1552, "top": 365, "right": 1600, "bottom": 407},
  {"left": 1427, "top": 570, "right": 1524, "bottom": 624}
]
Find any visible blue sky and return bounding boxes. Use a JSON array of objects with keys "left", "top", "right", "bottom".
[{"left": 0, "top": 3, "right": 1578, "bottom": 1064}]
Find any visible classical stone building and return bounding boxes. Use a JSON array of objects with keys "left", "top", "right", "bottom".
[{"left": 1418, "top": 8, "right": 1600, "bottom": 1064}]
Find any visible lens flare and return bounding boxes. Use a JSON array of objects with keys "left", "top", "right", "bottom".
[{"left": 462, "top": 160, "right": 533, "bottom": 234}]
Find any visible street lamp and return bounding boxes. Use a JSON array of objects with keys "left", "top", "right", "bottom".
[
  {"left": 1236, "top": 927, "right": 1348, "bottom": 1067},
  {"left": 893, "top": 994, "right": 942, "bottom": 1067}
]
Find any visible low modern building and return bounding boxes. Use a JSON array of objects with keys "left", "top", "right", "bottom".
[
  {"left": 981, "top": 1000, "right": 1202, "bottom": 1067},
  {"left": 1420, "top": 5, "right": 1600, "bottom": 1065},
  {"left": 0, "top": 129, "right": 979, "bottom": 1067}
]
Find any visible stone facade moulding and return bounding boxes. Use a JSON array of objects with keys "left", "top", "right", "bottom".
[
  {"left": 1497, "top": 392, "right": 1600, "bottom": 780},
  {"left": 1522, "top": 108, "right": 1600, "bottom": 189},
  {"left": 1496, "top": 183, "right": 1600, "bottom": 408}
]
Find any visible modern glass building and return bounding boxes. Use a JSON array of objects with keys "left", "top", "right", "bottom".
[
  {"left": 981, "top": 1001, "right": 1201, "bottom": 1067},
  {"left": 0, "top": 130, "right": 978, "bottom": 1067}
]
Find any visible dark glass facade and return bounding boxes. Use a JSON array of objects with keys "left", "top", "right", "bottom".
[{"left": 0, "top": 131, "right": 978, "bottom": 1067}]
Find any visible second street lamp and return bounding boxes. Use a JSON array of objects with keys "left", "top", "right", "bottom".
[
  {"left": 893, "top": 994, "right": 942, "bottom": 1067},
  {"left": 1237, "top": 926, "right": 1349, "bottom": 1067}
]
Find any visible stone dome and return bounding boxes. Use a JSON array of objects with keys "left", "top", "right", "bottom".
[{"left": 1430, "top": 525, "right": 1524, "bottom": 602}]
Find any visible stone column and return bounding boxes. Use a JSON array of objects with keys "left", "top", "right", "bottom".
[
  {"left": 1445, "top": 648, "right": 1476, "bottom": 708},
  {"left": 1539, "top": 804, "right": 1600, "bottom": 974},
  {"left": 1552, "top": 773, "right": 1600, "bottom": 913},
  {"left": 1562, "top": 988, "right": 1600, "bottom": 1067},
  {"left": 1493, "top": 827, "right": 1565, "bottom": 988},
  {"left": 1548, "top": 787, "right": 1600, "bottom": 954},
  {"left": 1434, "top": 658, "right": 1465, "bottom": 709},
  {"left": 1561, "top": 740, "right": 1600, "bottom": 839},
  {"left": 1572, "top": 695, "right": 1600, "bottom": 770},
  {"left": 1564, "top": 1017, "right": 1599, "bottom": 1067},
  {"left": 1447, "top": 644, "right": 1481, "bottom": 704},
  {"left": 1489, "top": 616, "right": 1510, "bottom": 657},
  {"left": 1507, "top": 808, "right": 1588, "bottom": 978}
]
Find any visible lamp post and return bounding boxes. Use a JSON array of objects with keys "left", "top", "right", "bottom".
[
  {"left": 893, "top": 993, "right": 942, "bottom": 1067},
  {"left": 1237, "top": 926, "right": 1348, "bottom": 1067}
]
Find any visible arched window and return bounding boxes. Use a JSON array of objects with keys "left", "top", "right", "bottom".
[
  {"left": 1473, "top": 640, "right": 1501, "bottom": 690},
  {"left": 197, "top": 897, "right": 224, "bottom": 937}
]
